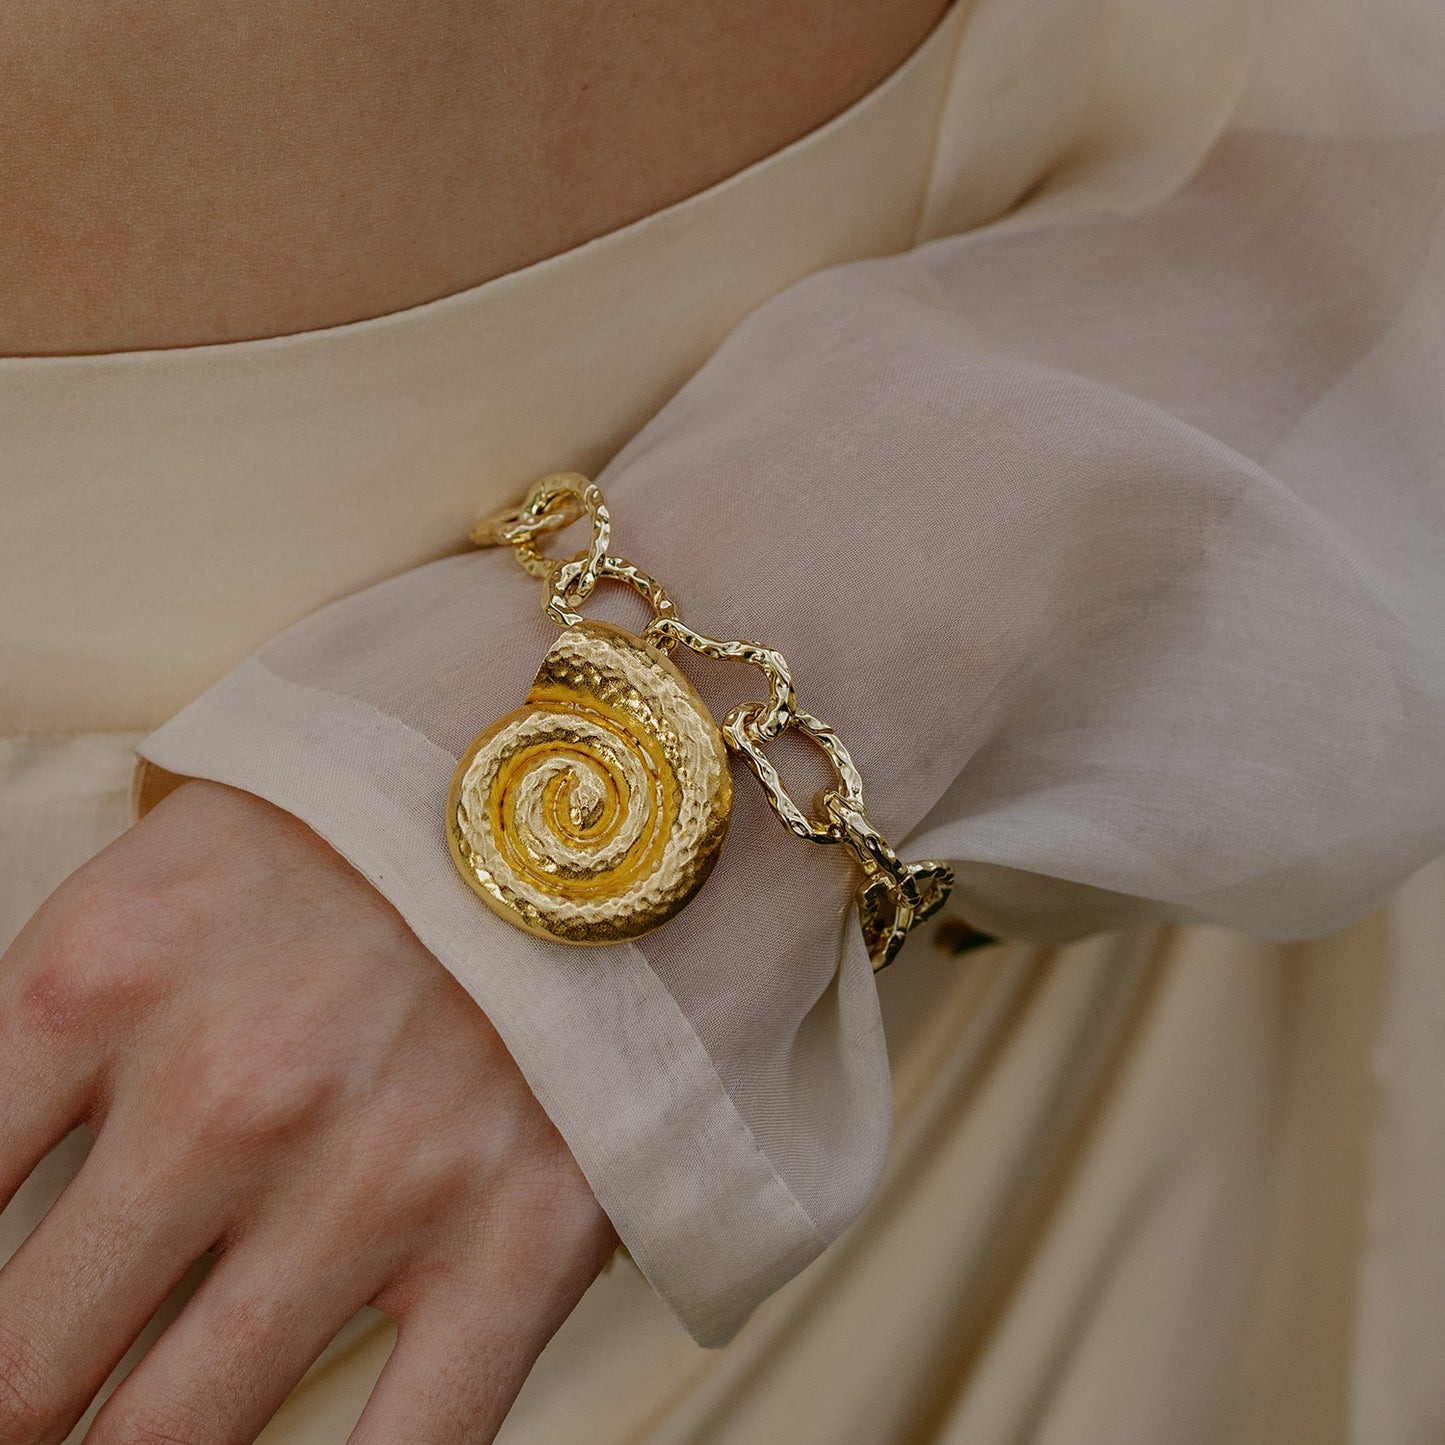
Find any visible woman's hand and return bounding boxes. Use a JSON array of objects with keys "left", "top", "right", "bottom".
[{"left": 0, "top": 779, "right": 617, "bottom": 1444}]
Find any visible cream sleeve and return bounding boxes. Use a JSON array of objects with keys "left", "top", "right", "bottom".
[{"left": 134, "top": 0, "right": 1445, "bottom": 1345}]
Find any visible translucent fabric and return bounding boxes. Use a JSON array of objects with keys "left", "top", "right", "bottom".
[{"left": 128, "top": 0, "right": 1445, "bottom": 1351}]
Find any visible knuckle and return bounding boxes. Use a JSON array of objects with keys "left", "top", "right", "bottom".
[
  {"left": 13, "top": 958, "right": 91, "bottom": 1043},
  {"left": 168, "top": 1020, "right": 337, "bottom": 1151},
  {"left": 14, "top": 953, "right": 134, "bottom": 1045},
  {"left": 0, "top": 1319, "right": 63, "bottom": 1443},
  {"left": 89, "top": 1392, "right": 226, "bottom": 1445},
  {"left": 15, "top": 888, "right": 178, "bottom": 1038},
  {"left": 331, "top": 1115, "right": 474, "bottom": 1233}
]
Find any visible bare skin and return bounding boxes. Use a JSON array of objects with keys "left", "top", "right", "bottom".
[
  {"left": 0, "top": 2, "right": 949, "bottom": 1438},
  {"left": 0, "top": 780, "right": 618, "bottom": 1444},
  {"left": 0, "top": 0, "right": 948, "bottom": 353}
]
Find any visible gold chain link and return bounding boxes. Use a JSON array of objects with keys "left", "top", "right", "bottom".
[{"left": 472, "top": 474, "right": 956, "bottom": 970}]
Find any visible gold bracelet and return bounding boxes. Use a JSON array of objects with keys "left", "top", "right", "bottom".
[{"left": 446, "top": 473, "right": 954, "bottom": 971}]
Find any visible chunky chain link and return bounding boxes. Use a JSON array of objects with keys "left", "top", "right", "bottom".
[{"left": 472, "top": 473, "right": 956, "bottom": 970}]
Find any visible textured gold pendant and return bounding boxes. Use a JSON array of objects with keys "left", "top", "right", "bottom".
[
  {"left": 447, "top": 618, "right": 732, "bottom": 945},
  {"left": 462, "top": 473, "right": 963, "bottom": 970}
]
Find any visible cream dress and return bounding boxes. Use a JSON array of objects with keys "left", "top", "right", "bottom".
[{"left": 3, "top": 2, "right": 1443, "bottom": 1442}]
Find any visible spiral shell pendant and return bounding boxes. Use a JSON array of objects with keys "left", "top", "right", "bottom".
[{"left": 447, "top": 619, "right": 732, "bottom": 945}]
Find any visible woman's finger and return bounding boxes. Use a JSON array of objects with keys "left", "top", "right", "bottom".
[
  {"left": 0, "top": 1034, "right": 88, "bottom": 1221},
  {"left": 345, "top": 1301, "right": 555, "bottom": 1445},
  {"left": 0, "top": 1127, "right": 217, "bottom": 1444},
  {"left": 83, "top": 1220, "right": 390, "bottom": 1445},
  {"left": 0, "top": 940, "right": 106, "bottom": 1217},
  {"left": 347, "top": 1212, "right": 607, "bottom": 1445}
]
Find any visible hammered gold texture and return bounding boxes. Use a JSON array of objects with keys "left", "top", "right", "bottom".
[
  {"left": 448, "top": 619, "right": 732, "bottom": 944},
  {"left": 468, "top": 472, "right": 959, "bottom": 968}
]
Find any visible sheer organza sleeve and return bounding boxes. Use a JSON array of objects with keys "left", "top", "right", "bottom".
[{"left": 134, "top": 5, "right": 1445, "bottom": 1345}]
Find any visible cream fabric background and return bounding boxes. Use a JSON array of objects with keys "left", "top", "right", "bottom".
[
  {"left": 2, "top": 0, "right": 1443, "bottom": 1439},
  {"left": 0, "top": 2, "right": 966, "bottom": 737}
]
